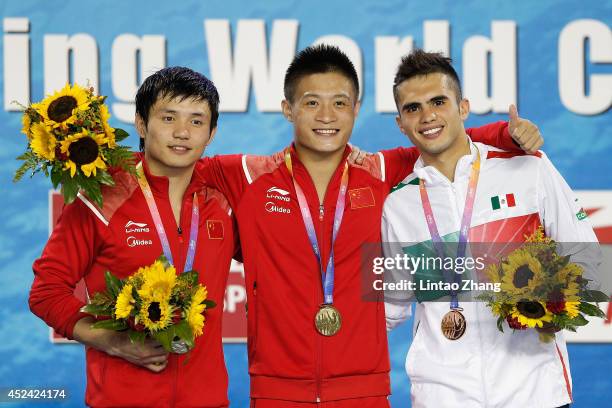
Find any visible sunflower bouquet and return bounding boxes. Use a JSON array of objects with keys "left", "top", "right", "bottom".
[
  {"left": 478, "top": 227, "right": 607, "bottom": 342},
  {"left": 14, "top": 83, "right": 134, "bottom": 207},
  {"left": 82, "top": 256, "right": 216, "bottom": 354}
]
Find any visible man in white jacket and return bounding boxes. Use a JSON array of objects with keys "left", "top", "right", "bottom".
[{"left": 382, "top": 49, "right": 601, "bottom": 408}]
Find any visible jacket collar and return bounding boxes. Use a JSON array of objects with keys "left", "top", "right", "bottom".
[
  {"left": 136, "top": 152, "right": 199, "bottom": 198},
  {"left": 413, "top": 139, "right": 489, "bottom": 187}
]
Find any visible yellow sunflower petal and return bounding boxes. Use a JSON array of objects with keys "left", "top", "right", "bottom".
[
  {"left": 115, "top": 284, "right": 135, "bottom": 319},
  {"left": 30, "top": 123, "right": 57, "bottom": 160}
]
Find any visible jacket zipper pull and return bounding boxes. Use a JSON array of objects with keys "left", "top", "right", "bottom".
[
  {"left": 319, "top": 205, "right": 324, "bottom": 221},
  {"left": 177, "top": 226, "right": 183, "bottom": 243}
]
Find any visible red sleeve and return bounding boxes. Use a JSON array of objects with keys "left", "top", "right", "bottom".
[
  {"left": 195, "top": 155, "right": 249, "bottom": 211},
  {"left": 380, "top": 148, "right": 421, "bottom": 189},
  {"left": 466, "top": 121, "right": 522, "bottom": 152},
  {"left": 29, "top": 199, "right": 104, "bottom": 339}
]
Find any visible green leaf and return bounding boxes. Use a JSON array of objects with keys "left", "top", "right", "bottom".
[
  {"left": 97, "top": 170, "right": 116, "bottom": 187},
  {"left": 496, "top": 316, "right": 505, "bottom": 332},
  {"left": 114, "top": 128, "right": 129, "bottom": 142},
  {"left": 173, "top": 320, "right": 194, "bottom": 348},
  {"left": 13, "top": 161, "right": 32, "bottom": 182},
  {"left": 152, "top": 328, "right": 174, "bottom": 352},
  {"left": 582, "top": 290, "right": 610, "bottom": 302},
  {"left": 50, "top": 168, "right": 62, "bottom": 189},
  {"left": 568, "top": 314, "right": 589, "bottom": 327},
  {"left": 180, "top": 271, "right": 199, "bottom": 286},
  {"left": 579, "top": 302, "right": 606, "bottom": 318},
  {"left": 61, "top": 176, "right": 79, "bottom": 204},
  {"left": 104, "top": 270, "right": 123, "bottom": 298},
  {"left": 91, "top": 319, "right": 128, "bottom": 331},
  {"left": 128, "top": 330, "right": 147, "bottom": 344},
  {"left": 79, "top": 175, "right": 103, "bottom": 207},
  {"left": 203, "top": 299, "right": 216, "bottom": 309},
  {"left": 81, "top": 303, "right": 113, "bottom": 316}
]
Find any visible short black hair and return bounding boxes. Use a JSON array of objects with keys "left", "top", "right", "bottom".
[
  {"left": 284, "top": 44, "right": 359, "bottom": 103},
  {"left": 393, "top": 49, "right": 462, "bottom": 108},
  {"left": 135, "top": 66, "right": 220, "bottom": 150}
]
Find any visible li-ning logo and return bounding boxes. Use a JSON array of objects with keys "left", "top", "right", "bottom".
[
  {"left": 266, "top": 186, "right": 291, "bottom": 202},
  {"left": 125, "top": 220, "right": 150, "bottom": 233},
  {"left": 265, "top": 201, "right": 291, "bottom": 214},
  {"left": 126, "top": 236, "right": 153, "bottom": 247}
]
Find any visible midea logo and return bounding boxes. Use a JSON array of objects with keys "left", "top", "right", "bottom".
[{"left": 265, "top": 201, "right": 291, "bottom": 214}]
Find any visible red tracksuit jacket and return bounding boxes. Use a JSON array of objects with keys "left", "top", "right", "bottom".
[
  {"left": 29, "top": 158, "right": 236, "bottom": 408},
  {"left": 196, "top": 122, "right": 518, "bottom": 403}
]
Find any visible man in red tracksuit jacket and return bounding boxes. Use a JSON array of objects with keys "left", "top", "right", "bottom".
[
  {"left": 195, "top": 45, "right": 542, "bottom": 407},
  {"left": 29, "top": 67, "right": 236, "bottom": 407}
]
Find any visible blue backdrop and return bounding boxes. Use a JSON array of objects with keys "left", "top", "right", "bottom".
[{"left": 1, "top": 0, "right": 610, "bottom": 406}]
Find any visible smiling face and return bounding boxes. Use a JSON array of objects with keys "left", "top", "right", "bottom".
[
  {"left": 282, "top": 71, "right": 360, "bottom": 160},
  {"left": 136, "top": 95, "right": 216, "bottom": 177},
  {"left": 395, "top": 72, "right": 469, "bottom": 162}
]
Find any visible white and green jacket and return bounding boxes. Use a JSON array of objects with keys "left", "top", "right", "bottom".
[{"left": 382, "top": 141, "right": 601, "bottom": 408}]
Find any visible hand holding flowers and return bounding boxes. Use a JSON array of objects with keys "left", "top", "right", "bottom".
[{"left": 82, "top": 256, "right": 216, "bottom": 354}]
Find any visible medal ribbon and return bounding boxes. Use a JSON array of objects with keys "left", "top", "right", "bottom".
[
  {"left": 285, "top": 150, "right": 349, "bottom": 305},
  {"left": 136, "top": 162, "right": 199, "bottom": 273},
  {"left": 419, "top": 150, "right": 481, "bottom": 309}
]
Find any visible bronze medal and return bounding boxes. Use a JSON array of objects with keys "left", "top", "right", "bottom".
[
  {"left": 441, "top": 308, "right": 466, "bottom": 340},
  {"left": 315, "top": 304, "right": 342, "bottom": 336}
]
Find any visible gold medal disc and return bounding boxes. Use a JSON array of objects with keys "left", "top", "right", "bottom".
[
  {"left": 315, "top": 305, "right": 342, "bottom": 336},
  {"left": 441, "top": 309, "right": 466, "bottom": 340}
]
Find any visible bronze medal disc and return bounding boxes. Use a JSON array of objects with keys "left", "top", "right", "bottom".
[
  {"left": 315, "top": 305, "right": 342, "bottom": 336},
  {"left": 441, "top": 309, "right": 466, "bottom": 340}
]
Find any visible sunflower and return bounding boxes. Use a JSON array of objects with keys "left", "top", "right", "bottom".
[
  {"left": 186, "top": 286, "right": 208, "bottom": 337},
  {"left": 115, "top": 284, "right": 135, "bottom": 319},
  {"left": 557, "top": 263, "right": 582, "bottom": 300},
  {"left": 29, "top": 122, "right": 57, "bottom": 160},
  {"left": 98, "top": 104, "right": 116, "bottom": 148},
  {"left": 137, "top": 260, "right": 177, "bottom": 301},
  {"left": 36, "top": 83, "right": 90, "bottom": 129},
  {"left": 60, "top": 130, "right": 107, "bottom": 177},
  {"left": 21, "top": 112, "right": 32, "bottom": 139},
  {"left": 564, "top": 301, "right": 580, "bottom": 318},
  {"left": 137, "top": 297, "right": 173, "bottom": 332},
  {"left": 501, "top": 250, "right": 545, "bottom": 296},
  {"left": 485, "top": 263, "right": 502, "bottom": 284},
  {"left": 510, "top": 301, "right": 553, "bottom": 328}
]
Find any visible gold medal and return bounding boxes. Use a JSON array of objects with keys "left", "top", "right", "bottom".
[
  {"left": 441, "top": 308, "right": 466, "bottom": 340},
  {"left": 315, "top": 304, "right": 342, "bottom": 336}
]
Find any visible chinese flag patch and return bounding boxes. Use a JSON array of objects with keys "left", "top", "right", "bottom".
[
  {"left": 348, "top": 187, "right": 375, "bottom": 209},
  {"left": 207, "top": 220, "right": 224, "bottom": 239}
]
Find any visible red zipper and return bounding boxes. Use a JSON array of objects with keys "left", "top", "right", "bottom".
[{"left": 293, "top": 154, "right": 347, "bottom": 403}]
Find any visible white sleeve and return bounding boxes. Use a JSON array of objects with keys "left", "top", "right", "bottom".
[
  {"left": 382, "top": 208, "right": 413, "bottom": 331},
  {"left": 537, "top": 152, "right": 602, "bottom": 288}
]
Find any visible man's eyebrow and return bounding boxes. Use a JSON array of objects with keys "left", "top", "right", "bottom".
[
  {"left": 429, "top": 95, "right": 448, "bottom": 102},
  {"left": 159, "top": 109, "right": 206, "bottom": 116},
  {"left": 401, "top": 101, "right": 420, "bottom": 110}
]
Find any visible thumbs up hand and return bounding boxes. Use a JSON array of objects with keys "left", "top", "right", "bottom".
[{"left": 508, "top": 104, "right": 543, "bottom": 154}]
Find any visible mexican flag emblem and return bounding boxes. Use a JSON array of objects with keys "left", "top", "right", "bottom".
[{"left": 491, "top": 193, "right": 516, "bottom": 210}]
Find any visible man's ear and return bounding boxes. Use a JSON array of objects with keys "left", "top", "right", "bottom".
[
  {"left": 281, "top": 99, "right": 293, "bottom": 122},
  {"left": 395, "top": 115, "right": 406, "bottom": 135},
  {"left": 459, "top": 99, "right": 470, "bottom": 121},
  {"left": 353, "top": 100, "right": 361, "bottom": 118},
  {"left": 206, "top": 126, "right": 217, "bottom": 146},
  {"left": 135, "top": 114, "right": 147, "bottom": 142}
]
